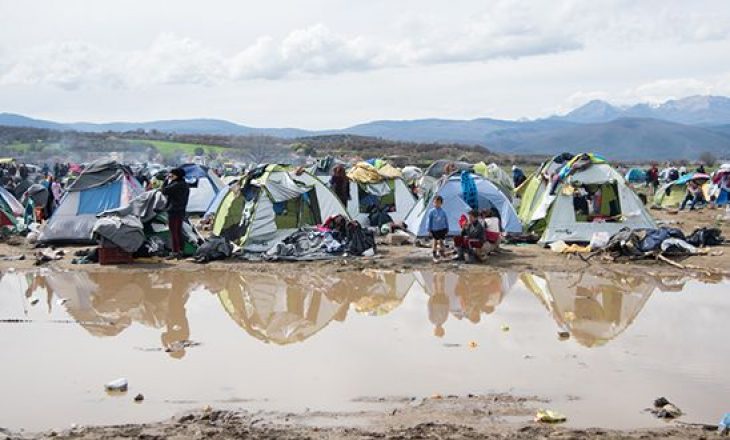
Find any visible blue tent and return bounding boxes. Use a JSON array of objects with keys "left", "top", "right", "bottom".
[
  {"left": 625, "top": 168, "right": 646, "bottom": 183},
  {"left": 404, "top": 172, "right": 522, "bottom": 237}
]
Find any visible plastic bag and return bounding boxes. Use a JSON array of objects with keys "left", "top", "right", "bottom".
[{"left": 589, "top": 232, "right": 610, "bottom": 250}]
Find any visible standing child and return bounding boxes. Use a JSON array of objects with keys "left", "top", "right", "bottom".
[{"left": 428, "top": 195, "right": 449, "bottom": 262}]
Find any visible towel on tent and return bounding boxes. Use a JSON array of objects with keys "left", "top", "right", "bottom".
[{"left": 461, "top": 171, "right": 478, "bottom": 210}]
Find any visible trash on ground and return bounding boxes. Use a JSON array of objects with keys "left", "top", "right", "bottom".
[
  {"left": 501, "top": 324, "right": 510, "bottom": 332},
  {"left": 534, "top": 409, "right": 567, "bottom": 423},
  {"left": 558, "top": 331, "right": 570, "bottom": 340},
  {"left": 104, "top": 378, "right": 129, "bottom": 393},
  {"left": 467, "top": 341, "right": 478, "bottom": 349},
  {"left": 718, "top": 413, "right": 730, "bottom": 434},
  {"left": 134, "top": 393, "right": 144, "bottom": 403},
  {"left": 650, "top": 397, "right": 682, "bottom": 419}
]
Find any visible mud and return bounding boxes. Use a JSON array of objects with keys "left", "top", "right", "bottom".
[{"left": 1, "top": 206, "right": 729, "bottom": 279}]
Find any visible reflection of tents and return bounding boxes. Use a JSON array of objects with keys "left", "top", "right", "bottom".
[
  {"left": 214, "top": 270, "right": 415, "bottom": 344},
  {"left": 212, "top": 165, "right": 349, "bottom": 252},
  {"left": 39, "top": 160, "right": 143, "bottom": 244},
  {"left": 216, "top": 272, "right": 350, "bottom": 345},
  {"left": 32, "top": 271, "right": 196, "bottom": 355},
  {"left": 405, "top": 172, "right": 522, "bottom": 237},
  {"left": 520, "top": 153, "right": 655, "bottom": 244},
  {"left": 180, "top": 163, "right": 226, "bottom": 215},
  {"left": 521, "top": 272, "right": 654, "bottom": 347},
  {"left": 653, "top": 172, "right": 711, "bottom": 208}
]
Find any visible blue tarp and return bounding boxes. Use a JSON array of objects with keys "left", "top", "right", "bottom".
[
  {"left": 77, "top": 181, "right": 122, "bottom": 214},
  {"left": 181, "top": 163, "right": 209, "bottom": 179}
]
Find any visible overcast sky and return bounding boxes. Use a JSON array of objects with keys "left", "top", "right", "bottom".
[{"left": 1, "top": 0, "right": 730, "bottom": 128}]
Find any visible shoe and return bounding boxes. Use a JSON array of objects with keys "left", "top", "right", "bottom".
[{"left": 166, "top": 252, "right": 181, "bottom": 260}]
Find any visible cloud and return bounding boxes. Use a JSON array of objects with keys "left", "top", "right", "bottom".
[{"left": 0, "top": 16, "right": 581, "bottom": 88}]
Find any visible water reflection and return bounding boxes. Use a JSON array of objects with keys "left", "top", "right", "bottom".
[
  {"left": 4, "top": 268, "right": 712, "bottom": 349},
  {"left": 21, "top": 271, "right": 203, "bottom": 358},
  {"left": 214, "top": 270, "right": 414, "bottom": 344},
  {"left": 522, "top": 272, "right": 654, "bottom": 347},
  {"left": 415, "top": 271, "right": 516, "bottom": 337}
]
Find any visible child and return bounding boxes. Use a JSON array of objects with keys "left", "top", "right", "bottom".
[{"left": 427, "top": 195, "right": 449, "bottom": 262}]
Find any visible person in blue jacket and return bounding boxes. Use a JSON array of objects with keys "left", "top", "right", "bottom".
[{"left": 428, "top": 195, "right": 449, "bottom": 262}]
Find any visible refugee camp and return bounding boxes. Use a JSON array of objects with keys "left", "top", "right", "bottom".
[{"left": 2, "top": 1, "right": 730, "bottom": 439}]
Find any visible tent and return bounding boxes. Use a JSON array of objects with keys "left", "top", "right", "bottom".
[
  {"left": 39, "top": 160, "right": 143, "bottom": 244},
  {"left": 211, "top": 165, "right": 349, "bottom": 252},
  {"left": 517, "top": 153, "right": 574, "bottom": 226},
  {"left": 710, "top": 164, "right": 730, "bottom": 206},
  {"left": 474, "top": 162, "right": 514, "bottom": 201},
  {"left": 180, "top": 163, "right": 226, "bottom": 215},
  {"left": 215, "top": 270, "right": 414, "bottom": 345},
  {"left": 625, "top": 168, "right": 647, "bottom": 184},
  {"left": 0, "top": 186, "right": 23, "bottom": 228},
  {"left": 0, "top": 186, "right": 24, "bottom": 217},
  {"left": 521, "top": 272, "right": 654, "bottom": 347},
  {"left": 346, "top": 162, "right": 416, "bottom": 225},
  {"left": 653, "top": 172, "right": 711, "bottom": 208},
  {"left": 404, "top": 171, "right": 522, "bottom": 237},
  {"left": 519, "top": 153, "right": 655, "bottom": 244}
]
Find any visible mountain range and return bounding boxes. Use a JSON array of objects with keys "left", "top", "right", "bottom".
[{"left": 3, "top": 95, "right": 730, "bottom": 160}]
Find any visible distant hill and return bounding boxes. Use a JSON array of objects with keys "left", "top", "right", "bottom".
[
  {"left": 558, "top": 95, "right": 730, "bottom": 125},
  {"left": 4, "top": 94, "right": 730, "bottom": 160},
  {"left": 484, "top": 118, "right": 730, "bottom": 160}
]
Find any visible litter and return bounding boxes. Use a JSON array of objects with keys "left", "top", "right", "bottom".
[
  {"left": 134, "top": 393, "right": 144, "bottom": 403},
  {"left": 104, "top": 378, "right": 129, "bottom": 393},
  {"left": 501, "top": 324, "right": 510, "bottom": 332},
  {"left": 650, "top": 397, "right": 682, "bottom": 419},
  {"left": 719, "top": 413, "right": 730, "bottom": 434},
  {"left": 534, "top": 409, "right": 567, "bottom": 423},
  {"left": 467, "top": 341, "right": 478, "bottom": 349},
  {"left": 30, "top": 298, "right": 39, "bottom": 305}
]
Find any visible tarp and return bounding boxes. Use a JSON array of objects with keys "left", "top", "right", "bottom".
[
  {"left": 78, "top": 181, "right": 122, "bottom": 214},
  {"left": 67, "top": 160, "right": 128, "bottom": 192},
  {"left": 92, "top": 215, "right": 145, "bottom": 253}
]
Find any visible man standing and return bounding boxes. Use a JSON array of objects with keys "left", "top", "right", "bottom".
[{"left": 162, "top": 168, "right": 190, "bottom": 259}]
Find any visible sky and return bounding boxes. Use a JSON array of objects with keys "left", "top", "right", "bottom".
[{"left": 1, "top": 0, "right": 730, "bottom": 129}]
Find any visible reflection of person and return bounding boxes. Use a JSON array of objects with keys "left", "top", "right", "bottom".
[
  {"left": 162, "top": 168, "right": 190, "bottom": 259},
  {"left": 428, "top": 272, "right": 449, "bottom": 337},
  {"left": 161, "top": 283, "right": 190, "bottom": 359},
  {"left": 427, "top": 195, "right": 448, "bottom": 263}
]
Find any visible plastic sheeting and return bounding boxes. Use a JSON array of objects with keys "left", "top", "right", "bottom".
[{"left": 78, "top": 181, "right": 122, "bottom": 214}]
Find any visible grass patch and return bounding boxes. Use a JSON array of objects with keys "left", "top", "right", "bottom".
[{"left": 129, "top": 139, "right": 228, "bottom": 156}]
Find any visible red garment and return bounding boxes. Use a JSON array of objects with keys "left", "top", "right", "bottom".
[{"left": 169, "top": 215, "right": 184, "bottom": 253}]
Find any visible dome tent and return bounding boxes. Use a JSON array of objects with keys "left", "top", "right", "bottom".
[
  {"left": 522, "top": 153, "right": 656, "bottom": 245},
  {"left": 345, "top": 162, "right": 416, "bottom": 226},
  {"left": 404, "top": 171, "right": 522, "bottom": 237},
  {"left": 211, "top": 165, "right": 349, "bottom": 252},
  {"left": 653, "top": 172, "right": 711, "bottom": 208},
  {"left": 179, "top": 163, "right": 226, "bottom": 215},
  {"left": 39, "top": 160, "right": 143, "bottom": 244}
]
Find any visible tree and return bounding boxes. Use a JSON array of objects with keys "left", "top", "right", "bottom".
[{"left": 699, "top": 151, "right": 717, "bottom": 167}]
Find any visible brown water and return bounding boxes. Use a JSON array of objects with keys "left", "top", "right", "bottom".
[{"left": 0, "top": 268, "right": 728, "bottom": 431}]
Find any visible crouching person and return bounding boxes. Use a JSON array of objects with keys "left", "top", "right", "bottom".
[{"left": 454, "top": 210, "right": 486, "bottom": 264}]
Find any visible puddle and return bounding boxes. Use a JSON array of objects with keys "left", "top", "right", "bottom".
[{"left": 0, "top": 268, "right": 728, "bottom": 431}]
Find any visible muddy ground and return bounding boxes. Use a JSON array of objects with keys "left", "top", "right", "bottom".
[
  {"left": 1, "top": 207, "right": 729, "bottom": 439},
  {"left": 1, "top": 206, "right": 728, "bottom": 279},
  {"left": 4, "top": 394, "right": 719, "bottom": 439}
]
